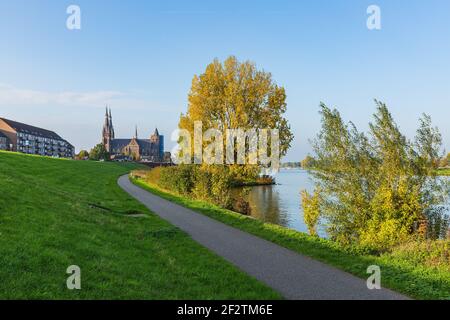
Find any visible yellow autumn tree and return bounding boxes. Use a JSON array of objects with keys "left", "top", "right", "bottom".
[{"left": 178, "top": 56, "right": 294, "bottom": 180}]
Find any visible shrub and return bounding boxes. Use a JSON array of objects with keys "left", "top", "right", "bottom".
[
  {"left": 158, "top": 165, "right": 195, "bottom": 195},
  {"left": 208, "top": 166, "right": 233, "bottom": 209},
  {"left": 387, "top": 240, "right": 450, "bottom": 271},
  {"left": 89, "top": 143, "right": 109, "bottom": 161},
  {"left": 76, "top": 150, "right": 89, "bottom": 160},
  {"left": 301, "top": 189, "right": 321, "bottom": 236},
  {"left": 305, "top": 101, "right": 449, "bottom": 250},
  {"left": 256, "top": 175, "right": 275, "bottom": 185},
  {"left": 144, "top": 165, "right": 234, "bottom": 209},
  {"left": 144, "top": 166, "right": 162, "bottom": 183},
  {"left": 233, "top": 197, "right": 251, "bottom": 215},
  {"left": 191, "top": 168, "right": 212, "bottom": 201}
]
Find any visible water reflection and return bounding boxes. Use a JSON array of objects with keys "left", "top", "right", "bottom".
[
  {"left": 245, "top": 186, "right": 290, "bottom": 227},
  {"left": 233, "top": 169, "right": 322, "bottom": 235},
  {"left": 234, "top": 169, "right": 449, "bottom": 238}
]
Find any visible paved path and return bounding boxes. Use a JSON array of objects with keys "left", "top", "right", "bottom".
[{"left": 118, "top": 175, "right": 409, "bottom": 300}]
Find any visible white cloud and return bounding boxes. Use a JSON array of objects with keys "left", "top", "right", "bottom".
[{"left": 0, "top": 83, "right": 151, "bottom": 109}]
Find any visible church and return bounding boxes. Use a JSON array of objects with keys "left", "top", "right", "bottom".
[{"left": 102, "top": 108, "right": 164, "bottom": 162}]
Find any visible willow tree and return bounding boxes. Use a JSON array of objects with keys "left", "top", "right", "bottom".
[
  {"left": 302, "top": 101, "right": 448, "bottom": 250},
  {"left": 178, "top": 56, "right": 293, "bottom": 180}
]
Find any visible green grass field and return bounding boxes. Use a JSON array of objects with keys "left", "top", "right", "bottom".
[
  {"left": 132, "top": 177, "right": 450, "bottom": 300},
  {"left": 0, "top": 151, "right": 280, "bottom": 299}
]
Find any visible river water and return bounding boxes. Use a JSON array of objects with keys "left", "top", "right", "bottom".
[{"left": 235, "top": 169, "right": 449, "bottom": 238}]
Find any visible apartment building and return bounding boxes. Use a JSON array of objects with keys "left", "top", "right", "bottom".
[{"left": 0, "top": 117, "right": 74, "bottom": 158}]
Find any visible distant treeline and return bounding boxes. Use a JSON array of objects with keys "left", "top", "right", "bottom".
[
  {"left": 280, "top": 162, "right": 301, "bottom": 168},
  {"left": 281, "top": 156, "right": 317, "bottom": 169}
]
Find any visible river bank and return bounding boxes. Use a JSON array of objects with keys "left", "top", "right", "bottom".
[{"left": 131, "top": 174, "right": 450, "bottom": 300}]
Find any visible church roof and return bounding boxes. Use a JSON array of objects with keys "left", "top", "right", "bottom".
[
  {"left": 110, "top": 139, "right": 132, "bottom": 150},
  {"left": 110, "top": 138, "right": 157, "bottom": 152},
  {"left": 137, "top": 139, "right": 155, "bottom": 153}
]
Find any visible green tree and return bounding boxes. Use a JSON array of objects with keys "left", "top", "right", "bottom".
[
  {"left": 303, "top": 101, "right": 448, "bottom": 250},
  {"left": 76, "top": 150, "right": 89, "bottom": 160},
  {"left": 301, "top": 156, "right": 317, "bottom": 169},
  {"left": 89, "top": 144, "right": 109, "bottom": 161}
]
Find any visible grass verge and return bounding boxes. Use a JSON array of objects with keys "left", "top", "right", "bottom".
[
  {"left": 132, "top": 177, "right": 450, "bottom": 300},
  {"left": 0, "top": 151, "right": 280, "bottom": 299}
]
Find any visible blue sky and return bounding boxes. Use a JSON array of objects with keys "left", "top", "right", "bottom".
[{"left": 0, "top": 0, "right": 449, "bottom": 160}]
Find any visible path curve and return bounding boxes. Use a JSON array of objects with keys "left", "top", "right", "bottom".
[{"left": 118, "top": 175, "right": 409, "bottom": 300}]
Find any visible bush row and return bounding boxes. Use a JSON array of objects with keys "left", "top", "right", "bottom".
[{"left": 143, "top": 165, "right": 251, "bottom": 215}]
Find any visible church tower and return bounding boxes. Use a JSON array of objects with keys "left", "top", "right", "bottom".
[
  {"left": 150, "top": 128, "right": 163, "bottom": 161},
  {"left": 150, "top": 127, "right": 159, "bottom": 143},
  {"left": 102, "top": 106, "right": 114, "bottom": 153}
]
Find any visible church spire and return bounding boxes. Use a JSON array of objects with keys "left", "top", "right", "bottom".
[
  {"left": 103, "top": 105, "right": 110, "bottom": 132},
  {"left": 135, "top": 125, "right": 138, "bottom": 139},
  {"left": 108, "top": 107, "right": 115, "bottom": 139},
  {"left": 102, "top": 105, "right": 112, "bottom": 154}
]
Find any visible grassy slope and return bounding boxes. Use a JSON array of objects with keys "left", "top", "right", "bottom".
[
  {"left": 0, "top": 151, "right": 280, "bottom": 299},
  {"left": 132, "top": 178, "right": 450, "bottom": 300}
]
